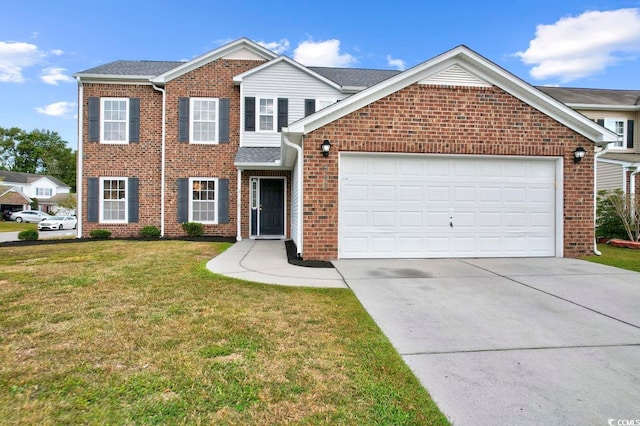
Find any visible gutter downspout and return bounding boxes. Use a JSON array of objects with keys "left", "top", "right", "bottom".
[
  {"left": 237, "top": 169, "right": 242, "bottom": 241},
  {"left": 593, "top": 142, "right": 612, "bottom": 255},
  {"left": 282, "top": 132, "right": 303, "bottom": 257},
  {"left": 75, "top": 76, "right": 83, "bottom": 239},
  {"left": 151, "top": 83, "right": 166, "bottom": 237}
]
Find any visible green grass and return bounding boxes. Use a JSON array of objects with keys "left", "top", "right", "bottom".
[
  {"left": 0, "top": 221, "right": 37, "bottom": 232},
  {"left": 0, "top": 241, "right": 448, "bottom": 425},
  {"left": 582, "top": 244, "right": 640, "bottom": 272}
]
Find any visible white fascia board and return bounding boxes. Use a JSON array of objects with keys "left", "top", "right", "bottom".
[
  {"left": 233, "top": 161, "right": 287, "bottom": 171},
  {"left": 151, "top": 38, "right": 277, "bottom": 84},
  {"left": 233, "top": 56, "right": 343, "bottom": 91},
  {"left": 74, "top": 74, "right": 155, "bottom": 84},
  {"left": 597, "top": 157, "right": 640, "bottom": 166},
  {"left": 565, "top": 103, "right": 640, "bottom": 111},
  {"left": 287, "top": 45, "right": 619, "bottom": 144}
]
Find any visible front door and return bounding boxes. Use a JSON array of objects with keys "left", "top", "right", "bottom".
[{"left": 253, "top": 178, "right": 285, "bottom": 236}]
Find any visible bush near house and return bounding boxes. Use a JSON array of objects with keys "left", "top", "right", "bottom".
[
  {"left": 182, "top": 222, "right": 203, "bottom": 237},
  {"left": 89, "top": 229, "right": 112, "bottom": 239},
  {"left": 140, "top": 225, "right": 161, "bottom": 238},
  {"left": 17, "top": 229, "right": 38, "bottom": 241}
]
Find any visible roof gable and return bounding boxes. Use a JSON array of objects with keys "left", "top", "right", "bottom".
[
  {"left": 0, "top": 170, "right": 68, "bottom": 187},
  {"left": 151, "top": 38, "right": 277, "bottom": 84},
  {"left": 233, "top": 56, "right": 342, "bottom": 91},
  {"left": 285, "top": 45, "right": 619, "bottom": 144}
]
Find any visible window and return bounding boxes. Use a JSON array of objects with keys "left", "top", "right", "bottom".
[
  {"left": 190, "top": 98, "right": 218, "bottom": 143},
  {"left": 190, "top": 178, "right": 218, "bottom": 223},
  {"left": 101, "top": 98, "right": 129, "bottom": 143},
  {"left": 258, "top": 98, "right": 275, "bottom": 131},
  {"left": 36, "top": 188, "right": 52, "bottom": 197},
  {"left": 604, "top": 119, "right": 626, "bottom": 148},
  {"left": 100, "top": 178, "right": 127, "bottom": 223}
]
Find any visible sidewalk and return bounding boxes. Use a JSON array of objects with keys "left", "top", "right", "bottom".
[{"left": 206, "top": 239, "right": 347, "bottom": 288}]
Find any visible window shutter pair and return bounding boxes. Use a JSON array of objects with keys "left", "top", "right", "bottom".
[
  {"left": 178, "top": 98, "right": 230, "bottom": 143},
  {"left": 177, "top": 178, "right": 229, "bottom": 224},
  {"left": 596, "top": 118, "right": 635, "bottom": 148},
  {"left": 244, "top": 97, "right": 288, "bottom": 132},
  {"left": 87, "top": 97, "right": 140, "bottom": 143},
  {"left": 86, "top": 177, "right": 139, "bottom": 223}
]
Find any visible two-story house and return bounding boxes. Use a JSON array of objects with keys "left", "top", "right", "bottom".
[
  {"left": 0, "top": 170, "right": 72, "bottom": 214},
  {"left": 75, "top": 38, "right": 617, "bottom": 260},
  {"left": 538, "top": 87, "right": 639, "bottom": 195}
]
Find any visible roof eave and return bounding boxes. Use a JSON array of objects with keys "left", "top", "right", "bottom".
[
  {"left": 565, "top": 103, "right": 640, "bottom": 111},
  {"left": 74, "top": 73, "right": 155, "bottom": 84}
]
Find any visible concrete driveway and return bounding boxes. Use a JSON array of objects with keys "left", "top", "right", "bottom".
[{"left": 333, "top": 257, "right": 640, "bottom": 425}]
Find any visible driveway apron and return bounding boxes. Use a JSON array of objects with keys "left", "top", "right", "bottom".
[{"left": 333, "top": 258, "right": 640, "bottom": 426}]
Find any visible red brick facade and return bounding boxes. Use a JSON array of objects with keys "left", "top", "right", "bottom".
[{"left": 301, "top": 84, "right": 595, "bottom": 260}]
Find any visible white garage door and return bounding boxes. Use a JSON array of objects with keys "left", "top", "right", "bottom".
[{"left": 339, "top": 154, "right": 560, "bottom": 258}]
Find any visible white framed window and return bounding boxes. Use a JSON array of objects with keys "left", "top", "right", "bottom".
[
  {"left": 35, "top": 188, "right": 52, "bottom": 197},
  {"left": 316, "top": 99, "right": 335, "bottom": 110},
  {"left": 604, "top": 118, "right": 627, "bottom": 148},
  {"left": 258, "top": 98, "right": 275, "bottom": 132},
  {"left": 190, "top": 98, "right": 219, "bottom": 143},
  {"left": 100, "top": 177, "right": 127, "bottom": 223},
  {"left": 101, "top": 98, "right": 129, "bottom": 144},
  {"left": 190, "top": 178, "right": 218, "bottom": 223}
]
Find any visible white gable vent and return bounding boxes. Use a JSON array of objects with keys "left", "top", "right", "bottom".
[{"left": 420, "top": 64, "right": 492, "bottom": 87}]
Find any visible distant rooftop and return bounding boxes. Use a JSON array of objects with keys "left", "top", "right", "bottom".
[
  {"left": 0, "top": 170, "right": 68, "bottom": 187},
  {"left": 76, "top": 60, "right": 184, "bottom": 76},
  {"left": 537, "top": 87, "right": 640, "bottom": 106}
]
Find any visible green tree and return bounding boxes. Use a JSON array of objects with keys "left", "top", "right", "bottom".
[{"left": 0, "top": 126, "right": 76, "bottom": 191}]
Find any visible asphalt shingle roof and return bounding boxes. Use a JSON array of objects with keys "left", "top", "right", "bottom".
[
  {"left": 0, "top": 170, "right": 68, "bottom": 187},
  {"left": 537, "top": 87, "right": 640, "bottom": 106},
  {"left": 235, "top": 147, "right": 281, "bottom": 164},
  {"left": 309, "top": 67, "right": 401, "bottom": 88},
  {"left": 76, "top": 60, "right": 185, "bottom": 76}
]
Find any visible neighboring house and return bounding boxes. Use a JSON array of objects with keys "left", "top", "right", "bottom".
[
  {"left": 537, "top": 87, "right": 639, "bottom": 195},
  {"left": 0, "top": 185, "right": 31, "bottom": 217},
  {"left": 75, "top": 38, "right": 617, "bottom": 260},
  {"left": 0, "top": 170, "right": 72, "bottom": 214}
]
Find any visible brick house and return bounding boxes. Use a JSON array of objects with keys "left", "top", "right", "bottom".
[{"left": 75, "top": 38, "right": 617, "bottom": 260}]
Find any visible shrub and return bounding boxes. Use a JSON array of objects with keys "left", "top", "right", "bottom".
[
  {"left": 17, "top": 229, "right": 38, "bottom": 241},
  {"left": 597, "top": 189, "right": 640, "bottom": 242},
  {"left": 140, "top": 226, "right": 161, "bottom": 238},
  {"left": 89, "top": 229, "right": 112, "bottom": 239},
  {"left": 182, "top": 222, "right": 203, "bottom": 237},
  {"left": 596, "top": 190, "right": 627, "bottom": 240}
]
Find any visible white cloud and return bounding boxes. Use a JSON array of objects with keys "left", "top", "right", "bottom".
[
  {"left": 51, "top": 49, "right": 64, "bottom": 56},
  {"left": 258, "top": 39, "right": 290, "bottom": 55},
  {"left": 0, "top": 41, "right": 43, "bottom": 82},
  {"left": 386, "top": 55, "right": 406, "bottom": 71},
  {"left": 293, "top": 39, "right": 356, "bottom": 67},
  {"left": 516, "top": 8, "right": 640, "bottom": 82},
  {"left": 40, "top": 67, "right": 73, "bottom": 85},
  {"left": 35, "top": 101, "right": 76, "bottom": 118}
]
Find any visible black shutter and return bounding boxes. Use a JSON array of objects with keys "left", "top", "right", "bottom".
[
  {"left": 87, "top": 177, "right": 99, "bottom": 222},
  {"left": 128, "top": 177, "right": 139, "bottom": 223},
  {"left": 178, "top": 98, "right": 189, "bottom": 142},
  {"left": 277, "top": 98, "right": 288, "bottom": 132},
  {"left": 305, "top": 99, "right": 316, "bottom": 117},
  {"left": 628, "top": 120, "right": 634, "bottom": 149},
  {"left": 245, "top": 97, "right": 255, "bottom": 131},
  {"left": 177, "top": 178, "right": 189, "bottom": 223},
  {"left": 597, "top": 119, "right": 605, "bottom": 126},
  {"left": 129, "top": 98, "right": 140, "bottom": 143},
  {"left": 88, "top": 97, "right": 100, "bottom": 142},
  {"left": 218, "top": 178, "right": 229, "bottom": 224},
  {"left": 219, "top": 98, "right": 230, "bottom": 143}
]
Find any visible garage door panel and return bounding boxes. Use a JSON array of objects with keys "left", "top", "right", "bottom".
[{"left": 339, "top": 155, "right": 559, "bottom": 258}]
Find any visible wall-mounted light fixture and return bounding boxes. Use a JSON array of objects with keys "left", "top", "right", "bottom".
[
  {"left": 321, "top": 139, "right": 331, "bottom": 157},
  {"left": 573, "top": 146, "right": 586, "bottom": 163}
]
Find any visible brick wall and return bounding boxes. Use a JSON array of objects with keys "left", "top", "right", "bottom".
[
  {"left": 81, "top": 59, "right": 266, "bottom": 238},
  {"left": 302, "top": 84, "right": 595, "bottom": 260}
]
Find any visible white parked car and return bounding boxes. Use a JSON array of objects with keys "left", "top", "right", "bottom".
[
  {"left": 37, "top": 216, "right": 77, "bottom": 231},
  {"left": 10, "top": 210, "right": 51, "bottom": 223}
]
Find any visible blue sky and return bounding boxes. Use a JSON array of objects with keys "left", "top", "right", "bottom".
[{"left": 1, "top": 0, "right": 639, "bottom": 151}]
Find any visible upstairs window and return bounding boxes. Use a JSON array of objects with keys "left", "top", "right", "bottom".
[
  {"left": 259, "top": 98, "right": 275, "bottom": 132},
  {"left": 101, "top": 98, "right": 129, "bottom": 143},
  {"left": 190, "top": 98, "right": 218, "bottom": 143},
  {"left": 36, "top": 187, "right": 53, "bottom": 197},
  {"left": 604, "top": 119, "right": 626, "bottom": 148},
  {"left": 244, "top": 97, "right": 288, "bottom": 132}
]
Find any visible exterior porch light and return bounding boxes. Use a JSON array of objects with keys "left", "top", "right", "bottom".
[
  {"left": 573, "top": 146, "right": 586, "bottom": 163},
  {"left": 321, "top": 139, "right": 331, "bottom": 157}
]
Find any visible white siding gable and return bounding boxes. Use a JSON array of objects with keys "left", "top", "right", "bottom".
[
  {"left": 419, "top": 64, "right": 492, "bottom": 87},
  {"left": 241, "top": 60, "right": 346, "bottom": 147},
  {"left": 223, "top": 47, "right": 269, "bottom": 61}
]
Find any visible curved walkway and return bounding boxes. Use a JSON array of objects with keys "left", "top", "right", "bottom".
[{"left": 206, "top": 239, "right": 347, "bottom": 288}]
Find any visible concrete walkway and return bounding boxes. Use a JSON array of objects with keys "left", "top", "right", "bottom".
[{"left": 206, "top": 239, "right": 346, "bottom": 288}]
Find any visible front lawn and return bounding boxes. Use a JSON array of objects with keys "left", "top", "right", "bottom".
[
  {"left": 0, "top": 221, "right": 36, "bottom": 232},
  {"left": 582, "top": 244, "right": 640, "bottom": 272},
  {"left": 0, "top": 241, "right": 447, "bottom": 425}
]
